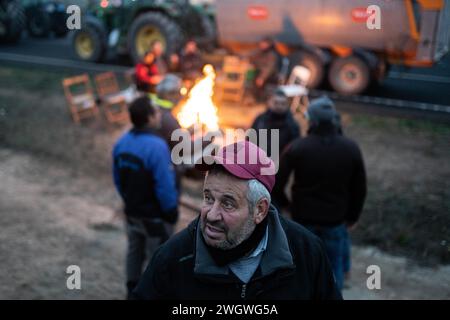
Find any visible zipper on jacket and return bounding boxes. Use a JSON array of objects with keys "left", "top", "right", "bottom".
[{"left": 240, "top": 284, "right": 247, "bottom": 299}]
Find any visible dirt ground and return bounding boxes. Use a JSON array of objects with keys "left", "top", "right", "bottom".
[{"left": 0, "top": 65, "right": 449, "bottom": 299}]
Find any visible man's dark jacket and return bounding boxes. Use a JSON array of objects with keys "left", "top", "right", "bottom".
[
  {"left": 180, "top": 51, "right": 204, "bottom": 80},
  {"left": 132, "top": 206, "right": 341, "bottom": 300},
  {"left": 251, "top": 109, "right": 300, "bottom": 156},
  {"left": 273, "top": 125, "right": 367, "bottom": 226}
]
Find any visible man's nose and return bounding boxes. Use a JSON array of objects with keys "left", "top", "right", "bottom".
[{"left": 206, "top": 201, "right": 222, "bottom": 222}]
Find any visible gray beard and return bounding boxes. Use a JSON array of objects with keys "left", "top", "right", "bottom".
[{"left": 202, "top": 216, "right": 256, "bottom": 250}]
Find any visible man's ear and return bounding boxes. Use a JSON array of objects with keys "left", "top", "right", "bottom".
[
  {"left": 254, "top": 198, "right": 270, "bottom": 224},
  {"left": 148, "top": 114, "right": 157, "bottom": 127}
]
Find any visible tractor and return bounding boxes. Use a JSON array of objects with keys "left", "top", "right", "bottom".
[{"left": 71, "top": 0, "right": 215, "bottom": 64}]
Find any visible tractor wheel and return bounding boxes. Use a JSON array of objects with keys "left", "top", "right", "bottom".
[
  {"left": 199, "top": 15, "right": 216, "bottom": 51},
  {"left": 53, "top": 26, "right": 68, "bottom": 38},
  {"left": 128, "top": 12, "right": 184, "bottom": 65},
  {"left": 289, "top": 51, "right": 325, "bottom": 89},
  {"left": 328, "top": 55, "right": 370, "bottom": 95},
  {"left": 70, "top": 16, "right": 106, "bottom": 62},
  {"left": 27, "top": 9, "right": 51, "bottom": 38},
  {"left": 0, "top": 0, "right": 25, "bottom": 42}
]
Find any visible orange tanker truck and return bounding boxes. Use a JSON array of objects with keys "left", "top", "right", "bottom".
[{"left": 215, "top": 0, "right": 450, "bottom": 95}]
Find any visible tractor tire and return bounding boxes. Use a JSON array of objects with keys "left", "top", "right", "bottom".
[
  {"left": 27, "top": 9, "right": 51, "bottom": 38},
  {"left": 70, "top": 15, "right": 107, "bottom": 62},
  {"left": 328, "top": 55, "right": 370, "bottom": 95},
  {"left": 289, "top": 50, "right": 325, "bottom": 89},
  {"left": 128, "top": 12, "right": 184, "bottom": 65},
  {"left": 53, "top": 25, "right": 68, "bottom": 38},
  {"left": 198, "top": 15, "right": 216, "bottom": 51},
  {"left": 0, "top": 0, "right": 25, "bottom": 43}
]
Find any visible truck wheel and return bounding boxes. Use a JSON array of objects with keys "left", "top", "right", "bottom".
[
  {"left": 290, "top": 51, "right": 325, "bottom": 89},
  {"left": 328, "top": 55, "right": 370, "bottom": 95},
  {"left": 27, "top": 10, "right": 51, "bottom": 38},
  {"left": 70, "top": 16, "right": 106, "bottom": 62},
  {"left": 0, "top": 0, "right": 26, "bottom": 42},
  {"left": 128, "top": 12, "right": 184, "bottom": 65}
]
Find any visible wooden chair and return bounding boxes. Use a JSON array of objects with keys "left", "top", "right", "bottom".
[
  {"left": 285, "top": 65, "right": 311, "bottom": 111},
  {"left": 215, "top": 56, "right": 250, "bottom": 104},
  {"left": 287, "top": 65, "right": 311, "bottom": 87},
  {"left": 281, "top": 65, "right": 311, "bottom": 137},
  {"left": 94, "top": 72, "right": 129, "bottom": 123},
  {"left": 62, "top": 74, "right": 100, "bottom": 124}
]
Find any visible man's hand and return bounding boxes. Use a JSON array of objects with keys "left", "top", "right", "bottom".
[{"left": 150, "top": 75, "right": 164, "bottom": 85}]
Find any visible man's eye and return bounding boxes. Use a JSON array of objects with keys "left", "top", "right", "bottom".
[
  {"left": 222, "top": 201, "right": 234, "bottom": 210},
  {"left": 204, "top": 195, "right": 213, "bottom": 203}
]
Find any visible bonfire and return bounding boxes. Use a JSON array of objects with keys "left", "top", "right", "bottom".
[{"left": 176, "top": 64, "right": 219, "bottom": 132}]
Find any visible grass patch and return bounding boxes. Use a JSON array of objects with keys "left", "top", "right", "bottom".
[{"left": 351, "top": 114, "right": 450, "bottom": 136}]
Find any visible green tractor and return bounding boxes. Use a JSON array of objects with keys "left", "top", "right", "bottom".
[
  {"left": 71, "top": 0, "right": 216, "bottom": 64},
  {"left": 0, "top": 0, "right": 26, "bottom": 42}
]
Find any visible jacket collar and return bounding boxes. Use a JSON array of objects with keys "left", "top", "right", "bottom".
[
  {"left": 130, "top": 126, "right": 157, "bottom": 135},
  {"left": 193, "top": 205, "right": 294, "bottom": 279}
]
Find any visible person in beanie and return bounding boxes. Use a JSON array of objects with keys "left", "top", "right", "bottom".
[
  {"left": 151, "top": 74, "right": 185, "bottom": 191},
  {"left": 151, "top": 74, "right": 183, "bottom": 151},
  {"left": 113, "top": 96, "right": 179, "bottom": 298},
  {"left": 132, "top": 140, "right": 341, "bottom": 300},
  {"left": 273, "top": 96, "right": 367, "bottom": 292}
]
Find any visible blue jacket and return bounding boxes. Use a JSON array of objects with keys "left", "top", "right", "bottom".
[{"left": 113, "top": 128, "right": 178, "bottom": 223}]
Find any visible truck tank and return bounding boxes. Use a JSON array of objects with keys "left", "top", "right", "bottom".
[
  {"left": 215, "top": 0, "right": 450, "bottom": 94},
  {"left": 216, "top": 0, "right": 416, "bottom": 53}
]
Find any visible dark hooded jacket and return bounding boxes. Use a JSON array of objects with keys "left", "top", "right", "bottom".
[
  {"left": 273, "top": 123, "right": 367, "bottom": 226},
  {"left": 132, "top": 206, "right": 341, "bottom": 300}
]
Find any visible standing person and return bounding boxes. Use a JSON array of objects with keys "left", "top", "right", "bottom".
[
  {"left": 273, "top": 96, "right": 367, "bottom": 292},
  {"left": 152, "top": 74, "right": 185, "bottom": 191},
  {"left": 333, "top": 112, "right": 352, "bottom": 286},
  {"left": 251, "top": 88, "right": 300, "bottom": 158},
  {"left": 132, "top": 141, "right": 341, "bottom": 300},
  {"left": 113, "top": 97, "right": 179, "bottom": 298},
  {"left": 249, "top": 37, "right": 279, "bottom": 102},
  {"left": 150, "top": 40, "right": 169, "bottom": 76},
  {"left": 152, "top": 74, "right": 183, "bottom": 151}
]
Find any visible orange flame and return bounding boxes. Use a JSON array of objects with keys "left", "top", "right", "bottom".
[{"left": 176, "top": 65, "right": 219, "bottom": 132}]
